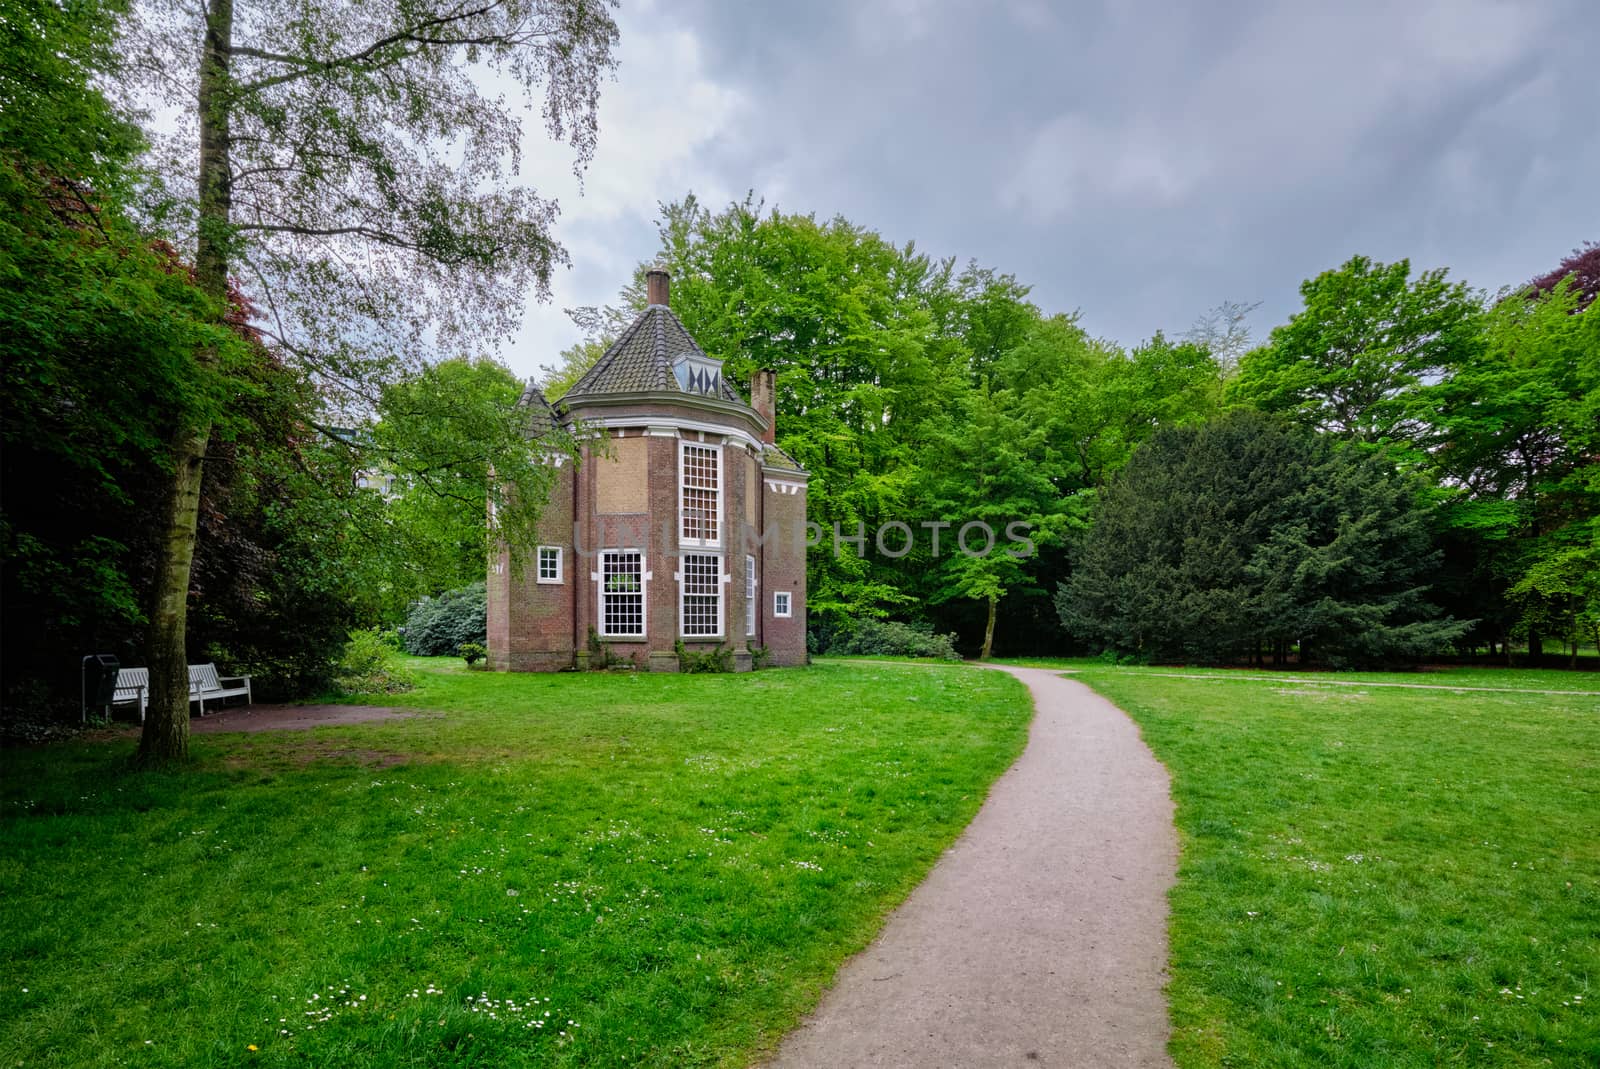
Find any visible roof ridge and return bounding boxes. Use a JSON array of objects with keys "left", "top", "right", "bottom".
[{"left": 652, "top": 306, "right": 668, "bottom": 388}]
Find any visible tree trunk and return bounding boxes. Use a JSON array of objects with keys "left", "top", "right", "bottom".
[
  {"left": 137, "top": 0, "right": 232, "bottom": 766},
  {"left": 979, "top": 594, "right": 996, "bottom": 661}
]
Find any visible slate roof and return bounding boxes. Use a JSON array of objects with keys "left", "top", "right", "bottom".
[
  {"left": 563, "top": 305, "right": 746, "bottom": 405},
  {"left": 761, "top": 442, "right": 806, "bottom": 474},
  {"left": 516, "top": 381, "right": 559, "bottom": 436}
]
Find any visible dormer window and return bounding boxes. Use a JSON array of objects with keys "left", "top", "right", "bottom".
[{"left": 672, "top": 353, "right": 722, "bottom": 396}]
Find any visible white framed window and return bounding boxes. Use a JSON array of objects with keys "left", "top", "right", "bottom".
[
  {"left": 774, "top": 591, "right": 792, "bottom": 618},
  {"left": 679, "top": 441, "right": 722, "bottom": 547},
  {"left": 745, "top": 555, "right": 757, "bottom": 637},
  {"left": 599, "top": 550, "right": 645, "bottom": 637},
  {"left": 681, "top": 553, "right": 723, "bottom": 637},
  {"left": 536, "top": 545, "right": 563, "bottom": 584}
]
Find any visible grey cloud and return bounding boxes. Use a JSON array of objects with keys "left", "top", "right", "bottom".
[{"left": 606, "top": 0, "right": 1597, "bottom": 348}]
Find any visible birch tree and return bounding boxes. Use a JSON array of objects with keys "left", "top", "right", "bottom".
[{"left": 124, "top": 0, "right": 618, "bottom": 762}]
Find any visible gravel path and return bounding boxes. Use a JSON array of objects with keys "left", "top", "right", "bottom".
[{"left": 768, "top": 664, "right": 1177, "bottom": 1068}]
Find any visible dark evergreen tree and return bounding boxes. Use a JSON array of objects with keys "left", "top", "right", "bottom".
[{"left": 1059, "top": 411, "right": 1468, "bottom": 666}]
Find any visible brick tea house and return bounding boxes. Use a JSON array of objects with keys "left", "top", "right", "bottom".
[{"left": 487, "top": 270, "right": 808, "bottom": 672}]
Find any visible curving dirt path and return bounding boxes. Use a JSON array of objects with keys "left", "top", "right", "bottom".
[{"left": 768, "top": 664, "right": 1178, "bottom": 1068}]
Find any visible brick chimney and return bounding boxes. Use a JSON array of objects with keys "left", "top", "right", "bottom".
[
  {"left": 752, "top": 368, "right": 776, "bottom": 443},
  {"left": 646, "top": 268, "right": 670, "bottom": 307}
]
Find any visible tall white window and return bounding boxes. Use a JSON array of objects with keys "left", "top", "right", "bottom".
[
  {"left": 681, "top": 553, "right": 722, "bottom": 637},
  {"left": 745, "top": 555, "right": 757, "bottom": 636},
  {"left": 774, "top": 591, "right": 792, "bottom": 618},
  {"left": 537, "top": 545, "right": 563, "bottom": 584},
  {"left": 679, "top": 442, "right": 721, "bottom": 546},
  {"left": 600, "top": 550, "right": 644, "bottom": 636}
]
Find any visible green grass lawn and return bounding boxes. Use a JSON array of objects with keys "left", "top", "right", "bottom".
[
  {"left": 1073, "top": 665, "right": 1600, "bottom": 1068},
  {"left": 994, "top": 657, "right": 1600, "bottom": 693},
  {"left": 0, "top": 660, "right": 1030, "bottom": 1068}
]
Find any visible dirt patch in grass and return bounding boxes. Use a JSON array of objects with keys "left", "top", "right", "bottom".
[
  {"left": 82, "top": 703, "right": 424, "bottom": 742},
  {"left": 222, "top": 740, "right": 416, "bottom": 770},
  {"left": 191, "top": 703, "right": 422, "bottom": 733}
]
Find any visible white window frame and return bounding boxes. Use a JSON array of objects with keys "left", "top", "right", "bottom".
[
  {"left": 745, "top": 555, "right": 757, "bottom": 637},
  {"left": 678, "top": 440, "right": 723, "bottom": 549},
  {"left": 678, "top": 552, "right": 725, "bottom": 638},
  {"left": 774, "top": 591, "right": 792, "bottom": 618},
  {"left": 536, "top": 545, "right": 564, "bottom": 585},
  {"left": 596, "top": 549, "right": 647, "bottom": 638}
]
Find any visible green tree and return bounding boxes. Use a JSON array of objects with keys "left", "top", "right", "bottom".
[
  {"left": 368, "top": 357, "right": 563, "bottom": 615},
  {"left": 623, "top": 195, "right": 969, "bottom": 626},
  {"left": 1060, "top": 411, "right": 1466, "bottom": 666},
  {"left": 1417, "top": 277, "right": 1600, "bottom": 661},
  {"left": 1, "top": 0, "right": 253, "bottom": 712},
  {"left": 1231, "top": 256, "right": 1482, "bottom": 444},
  {"left": 120, "top": 0, "right": 618, "bottom": 761},
  {"left": 918, "top": 384, "right": 1061, "bottom": 659}
]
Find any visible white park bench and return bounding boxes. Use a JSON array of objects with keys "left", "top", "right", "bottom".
[
  {"left": 111, "top": 664, "right": 253, "bottom": 721},
  {"left": 112, "top": 668, "right": 149, "bottom": 721},
  {"left": 189, "top": 663, "right": 252, "bottom": 715}
]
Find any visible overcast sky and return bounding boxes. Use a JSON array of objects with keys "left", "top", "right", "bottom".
[{"left": 500, "top": 0, "right": 1599, "bottom": 381}]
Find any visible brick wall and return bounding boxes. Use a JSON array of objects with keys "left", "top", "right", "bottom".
[{"left": 761, "top": 476, "right": 808, "bottom": 667}]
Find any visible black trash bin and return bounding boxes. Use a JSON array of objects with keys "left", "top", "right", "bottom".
[{"left": 81, "top": 653, "right": 120, "bottom": 721}]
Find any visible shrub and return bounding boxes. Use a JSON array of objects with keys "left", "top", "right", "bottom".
[
  {"left": 676, "top": 640, "right": 733, "bottom": 673},
  {"left": 333, "top": 628, "right": 416, "bottom": 695},
  {"left": 402, "top": 582, "right": 487, "bottom": 656},
  {"left": 830, "top": 618, "right": 962, "bottom": 661},
  {"left": 458, "top": 642, "right": 487, "bottom": 667},
  {"left": 585, "top": 626, "right": 613, "bottom": 670}
]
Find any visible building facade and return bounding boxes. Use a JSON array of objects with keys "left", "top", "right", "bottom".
[{"left": 487, "top": 270, "right": 809, "bottom": 672}]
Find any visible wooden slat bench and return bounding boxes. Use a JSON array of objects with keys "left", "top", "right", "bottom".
[
  {"left": 111, "top": 664, "right": 253, "bottom": 720},
  {"left": 112, "top": 668, "right": 149, "bottom": 721},
  {"left": 188, "top": 663, "right": 252, "bottom": 715}
]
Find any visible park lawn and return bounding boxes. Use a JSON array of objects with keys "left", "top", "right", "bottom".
[
  {"left": 0, "top": 659, "right": 1030, "bottom": 1069},
  {"left": 1074, "top": 666, "right": 1600, "bottom": 1068},
  {"left": 996, "top": 657, "right": 1600, "bottom": 693}
]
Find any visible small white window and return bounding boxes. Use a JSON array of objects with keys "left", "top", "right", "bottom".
[
  {"left": 745, "top": 555, "right": 757, "bottom": 637},
  {"left": 537, "top": 545, "right": 563, "bottom": 584},
  {"left": 774, "top": 591, "right": 792, "bottom": 618},
  {"left": 600, "top": 550, "right": 645, "bottom": 636},
  {"left": 681, "top": 553, "right": 723, "bottom": 637}
]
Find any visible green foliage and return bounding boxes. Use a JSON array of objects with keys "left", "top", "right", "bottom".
[
  {"left": 539, "top": 337, "right": 608, "bottom": 399},
  {"left": 1231, "top": 255, "right": 1482, "bottom": 443},
  {"left": 402, "top": 583, "right": 487, "bottom": 657},
  {"left": 1414, "top": 280, "right": 1600, "bottom": 659},
  {"left": 674, "top": 640, "right": 734, "bottom": 673},
  {"left": 749, "top": 645, "right": 773, "bottom": 670},
  {"left": 0, "top": 0, "right": 356, "bottom": 710},
  {"left": 827, "top": 619, "right": 962, "bottom": 661},
  {"left": 580, "top": 195, "right": 1223, "bottom": 655},
  {"left": 584, "top": 625, "right": 613, "bottom": 670},
  {"left": 457, "top": 642, "right": 487, "bottom": 668},
  {"left": 332, "top": 628, "right": 417, "bottom": 695},
  {"left": 1061, "top": 410, "right": 1467, "bottom": 666},
  {"left": 365, "top": 357, "right": 572, "bottom": 616}
]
